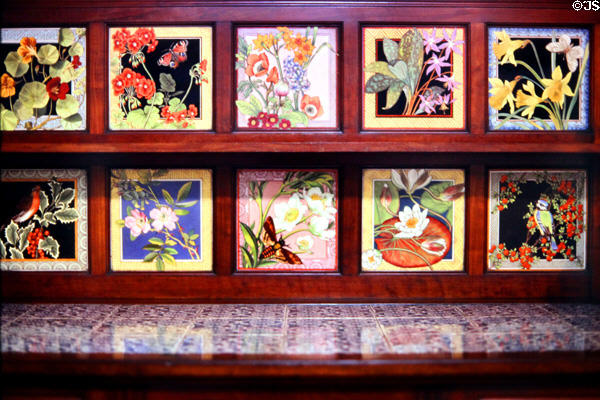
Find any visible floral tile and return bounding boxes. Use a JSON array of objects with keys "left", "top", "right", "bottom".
[
  {"left": 539, "top": 303, "right": 600, "bottom": 317},
  {"left": 363, "top": 26, "right": 466, "bottom": 130},
  {"left": 482, "top": 331, "right": 587, "bottom": 353},
  {"left": 237, "top": 170, "right": 338, "bottom": 272},
  {"left": 2, "top": 332, "right": 80, "bottom": 353},
  {"left": 109, "top": 26, "right": 212, "bottom": 130},
  {"left": 177, "top": 334, "right": 285, "bottom": 355},
  {"left": 0, "top": 169, "right": 88, "bottom": 272},
  {"left": 190, "top": 318, "right": 284, "bottom": 336},
  {"left": 110, "top": 169, "right": 212, "bottom": 271},
  {"left": 112, "top": 304, "right": 200, "bottom": 319},
  {"left": 3, "top": 318, "right": 100, "bottom": 337},
  {"left": 235, "top": 26, "right": 338, "bottom": 130},
  {"left": 196, "top": 304, "right": 286, "bottom": 319},
  {"left": 455, "top": 303, "right": 553, "bottom": 317},
  {"left": 93, "top": 318, "right": 191, "bottom": 336},
  {"left": 287, "top": 304, "right": 373, "bottom": 319},
  {"left": 362, "top": 169, "right": 465, "bottom": 272},
  {"left": 285, "top": 325, "right": 388, "bottom": 355},
  {"left": 372, "top": 304, "right": 466, "bottom": 318},
  {"left": 26, "top": 304, "right": 117, "bottom": 319},
  {"left": 488, "top": 170, "right": 587, "bottom": 271},
  {"left": 1, "top": 303, "right": 32, "bottom": 322},
  {"left": 1, "top": 27, "right": 86, "bottom": 131},
  {"left": 563, "top": 314, "right": 600, "bottom": 332},
  {"left": 488, "top": 27, "right": 590, "bottom": 131},
  {"left": 467, "top": 316, "right": 574, "bottom": 333}
]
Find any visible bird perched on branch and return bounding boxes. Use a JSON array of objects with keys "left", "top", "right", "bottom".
[
  {"left": 12, "top": 185, "right": 42, "bottom": 224},
  {"left": 534, "top": 197, "right": 558, "bottom": 252}
]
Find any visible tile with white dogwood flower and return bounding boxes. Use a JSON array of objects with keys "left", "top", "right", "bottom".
[
  {"left": 237, "top": 170, "right": 338, "bottom": 271},
  {"left": 362, "top": 169, "right": 465, "bottom": 272}
]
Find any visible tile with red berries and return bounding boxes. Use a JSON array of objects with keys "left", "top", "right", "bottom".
[
  {"left": 108, "top": 26, "right": 212, "bottom": 130},
  {"left": 488, "top": 170, "right": 587, "bottom": 271},
  {"left": 235, "top": 26, "right": 338, "bottom": 130},
  {"left": 0, "top": 169, "right": 88, "bottom": 271}
]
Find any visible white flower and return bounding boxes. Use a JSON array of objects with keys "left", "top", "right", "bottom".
[
  {"left": 150, "top": 206, "right": 179, "bottom": 231},
  {"left": 303, "top": 187, "right": 336, "bottom": 217},
  {"left": 309, "top": 214, "right": 335, "bottom": 240},
  {"left": 394, "top": 204, "right": 429, "bottom": 238},
  {"left": 273, "top": 193, "right": 307, "bottom": 232},
  {"left": 362, "top": 249, "right": 383, "bottom": 270},
  {"left": 420, "top": 237, "right": 447, "bottom": 257},
  {"left": 296, "top": 235, "right": 314, "bottom": 251},
  {"left": 391, "top": 169, "right": 432, "bottom": 194}
]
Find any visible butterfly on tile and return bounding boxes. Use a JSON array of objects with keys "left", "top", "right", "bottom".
[
  {"left": 545, "top": 34, "right": 584, "bottom": 73},
  {"left": 157, "top": 40, "right": 189, "bottom": 68},
  {"left": 259, "top": 216, "right": 302, "bottom": 265}
]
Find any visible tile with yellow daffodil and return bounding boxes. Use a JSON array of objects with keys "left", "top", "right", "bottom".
[
  {"left": 362, "top": 26, "right": 466, "bottom": 131},
  {"left": 1, "top": 28, "right": 86, "bottom": 131},
  {"left": 361, "top": 169, "right": 465, "bottom": 272},
  {"left": 235, "top": 27, "right": 338, "bottom": 130},
  {"left": 488, "top": 27, "right": 590, "bottom": 131},
  {"left": 237, "top": 170, "right": 338, "bottom": 272}
]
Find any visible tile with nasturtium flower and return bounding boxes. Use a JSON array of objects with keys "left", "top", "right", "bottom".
[
  {"left": 363, "top": 26, "right": 466, "bottom": 130},
  {"left": 488, "top": 170, "right": 587, "bottom": 271},
  {"left": 108, "top": 27, "right": 212, "bottom": 130},
  {"left": 1, "top": 28, "right": 86, "bottom": 131},
  {"left": 110, "top": 169, "right": 212, "bottom": 272},
  {"left": 488, "top": 27, "right": 590, "bottom": 131},
  {"left": 1, "top": 169, "right": 88, "bottom": 272},
  {"left": 362, "top": 169, "right": 465, "bottom": 272},
  {"left": 237, "top": 170, "right": 338, "bottom": 271},
  {"left": 235, "top": 27, "right": 338, "bottom": 130}
]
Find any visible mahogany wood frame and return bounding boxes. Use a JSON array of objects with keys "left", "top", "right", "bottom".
[{"left": 1, "top": 0, "right": 599, "bottom": 302}]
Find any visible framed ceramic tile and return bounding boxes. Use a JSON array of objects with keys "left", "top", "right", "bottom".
[
  {"left": 362, "top": 169, "right": 465, "bottom": 272},
  {"left": 108, "top": 26, "right": 212, "bottom": 130},
  {"left": 488, "top": 170, "right": 587, "bottom": 271},
  {"left": 362, "top": 26, "right": 466, "bottom": 130},
  {"left": 110, "top": 169, "right": 212, "bottom": 271},
  {"left": 237, "top": 170, "right": 338, "bottom": 271},
  {"left": 235, "top": 26, "right": 338, "bottom": 130},
  {"left": 1, "top": 27, "right": 86, "bottom": 131},
  {"left": 488, "top": 27, "right": 590, "bottom": 131},
  {"left": 0, "top": 169, "right": 88, "bottom": 271}
]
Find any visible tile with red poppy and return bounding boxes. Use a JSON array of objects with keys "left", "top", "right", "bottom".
[
  {"left": 110, "top": 169, "right": 212, "bottom": 271},
  {"left": 108, "top": 27, "right": 212, "bottom": 130},
  {"left": 1, "top": 28, "right": 86, "bottom": 131},
  {"left": 237, "top": 170, "right": 338, "bottom": 271},
  {"left": 488, "top": 27, "right": 590, "bottom": 131},
  {"left": 362, "top": 169, "right": 465, "bottom": 272},
  {"left": 362, "top": 26, "right": 466, "bottom": 130},
  {"left": 235, "top": 26, "right": 338, "bottom": 130},
  {"left": 0, "top": 169, "right": 88, "bottom": 271},
  {"left": 488, "top": 170, "right": 587, "bottom": 271}
]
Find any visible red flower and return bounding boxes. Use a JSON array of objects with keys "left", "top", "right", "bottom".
[
  {"left": 127, "top": 36, "right": 143, "bottom": 53},
  {"left": 147, "top": 39, "right": 159, "bottom": 53},
  {"left": 279, "top": 119, "right": 291, "bottom": 129},
  {"left": 266, "top": 67, "right": 279, "bottom": 84},
  {"left": 488, "top": 245, "right": 496, "bottom": 253},
  {"left": 500, "top": 175, "right": 508, "bottom": 183},
  {"left": 257, "top": 112, "right": 268, "bottom": 121},
  {"left": 187, "top": 104, "right": 198, "bottom": 118},
  {"left": 121, "top": 68, "right": 136, "bottom": 87},
  {"left": 160, "top": 106, "right": 170, "bottom": 118},
  {"left": 200, "top": 59, "right": 208, "bottom": 72},
  {"left": 173, "top": 110, "right": 186, "bottom": 123},
  {"left": 112, "top": 29, "right": 130, "bottom": 53},
  {"left": 245, "top": 53, "right": 269, "bottom": 77},
  {"left": 112, "top": 75, "right": 127, "bottom": 96},
  {"left": 135, "top": 28, "right": 156, "bottom": 46},
  {"left": 248, "top": 117, "right": 260, "bottom": 128},
  {"left": 71, "top": 55, "right": 82, "bottom": 69},
  {"left": 136, "top": 78, "right": 155, "bottom": 100},
  {"left": 266, "top": 114, "right": 278, "bottom": 124},
  {"left": 46, "top": 77, "right": 69, "bottom": 100},
  {"left": 300, "top": 94, "right": 324, "bottom": 120}
]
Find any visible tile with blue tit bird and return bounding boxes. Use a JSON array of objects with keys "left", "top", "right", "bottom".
[{"left": 488, "top": 170, "right": 587, "bottom": 271}]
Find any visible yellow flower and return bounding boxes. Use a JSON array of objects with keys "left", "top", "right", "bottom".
[
  {"left": 516, "top": 81, "right": 543, "bottom": 119},
  {"left": 540, "top": 66, "right": 574, "bottom": 108},
  {"left": 17, "top": 37, "right": 37, "bottom": 64},
  {"left": 253, "top": 34, "right": 275, "bottom": 51},
  {"left": 492, "top": 30, "right": 527, "bottom": 66},
  {"left": 277, "top": 26, "right": 292, "bottom": 42},
  {"left": 1, "top": 73, "right": 16, "bottom": 98},
  {"left": 489, "top": 77, "right": 518, "bottom": 114}
]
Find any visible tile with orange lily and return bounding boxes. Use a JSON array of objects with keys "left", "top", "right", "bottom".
[
  {"left": 361, "top": 169, "right": 465, "bottom": 272},
  {"left": 1, "top": 28, "right": 86, "bottom": 131},
  {"left": 108, "top": 27, "right": 212, "bottom": 130},
  {"left": 235, "top": 27, "right": 338, "bottom": 130},
  {"left": 0, "top": 169, "right": 88, "bottom": 271},
  {"left": 237, "top": 170, "right": 338, "bottom": 271},
  {"left": 488, "top": 27, "right": 590, "bottom": 131},
  {"left": 488, "top": 170, "right": 587, "bottom": 271},
  {"left": 362, "top": 26, "right": 466, "bottom": 130}
]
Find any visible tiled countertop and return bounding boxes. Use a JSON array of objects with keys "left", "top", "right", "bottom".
[{"left": 2, "top": 303, "right": 599, "bottom": 357}]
